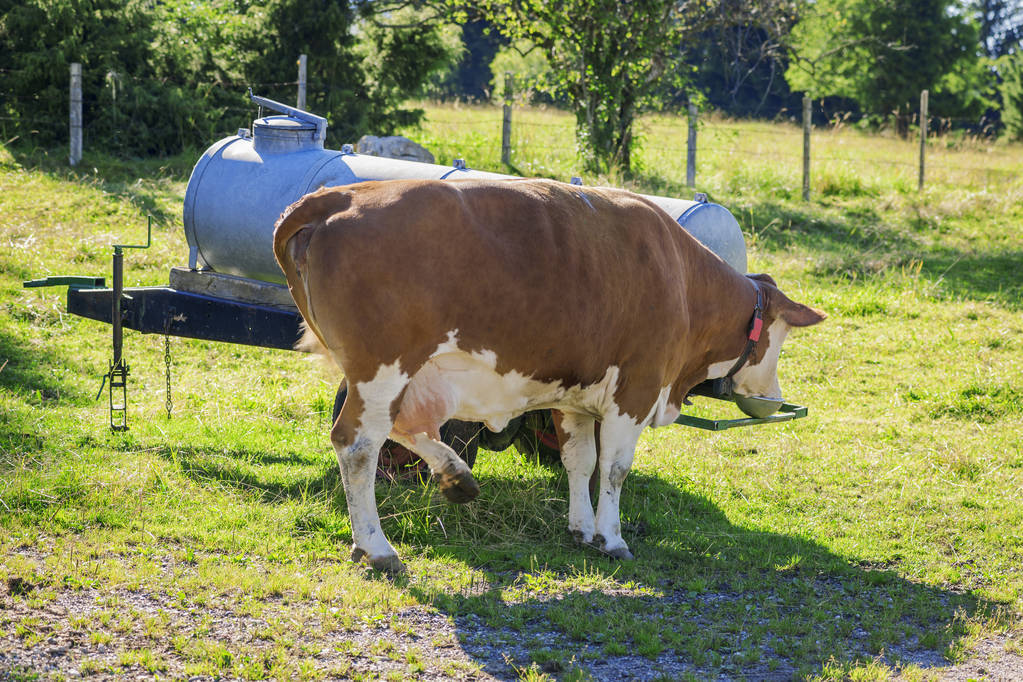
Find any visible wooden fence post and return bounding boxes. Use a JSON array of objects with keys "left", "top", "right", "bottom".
[
  {"left": 70, "top": 63, "right": 82, "bottom": 166},
  {"left": 686, "top": 100, "right": 697, "bottom": 188},
  {"left": 297, "top": 54, "right": 307, "bottom": 110},
  {"left": 501, "top": 72, "right": 513, "bottom": 165},
  {"left": 802, "top": 96, "right": 812, "bottom": 201},
  {"left": 919, "top": 89, "right": 928, "bottom": 191}
]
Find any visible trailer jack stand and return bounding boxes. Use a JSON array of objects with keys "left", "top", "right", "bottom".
[
  {"left": 105, "top": 360, "right": 130, "bottom": 431},
  {"left": 101, "top": 217, "right": 152, "bottom": 432}
]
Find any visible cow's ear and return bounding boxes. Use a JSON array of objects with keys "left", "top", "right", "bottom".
[
  {"left": 748, "top": 273, "right": 777, "bottom": 287},
  {"left": 780, "top": 299, "right": 827, "bottom": 327}
]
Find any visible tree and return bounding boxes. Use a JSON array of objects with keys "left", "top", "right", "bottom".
[
  {"left": 677, "top": 0, "right": 802, "bottom": 118},
  {"left": 236, "top": 0, "right": 460, "bottom": 144},
  {"left": 464, "top": 0, "right": 720, "bottom": 174},
  {"left": 976, "top": 0, "right": 1023, "bottom": 58},
  {"left": 0, "top": 0, "right": 167, "bottom": 153},
  {"left": 1001, "top": 52, "right": 1023, "bottom": 139},
  {"left": 0, "top": 0, "right": 460, "bottom": 155},
  {"left": 786, "top": 0, "right": 981, "bottom": 135}
]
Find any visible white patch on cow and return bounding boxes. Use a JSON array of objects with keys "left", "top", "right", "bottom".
[
  {"left": 732, "top": 318, "right": 787, "bottom": 400},
  {"left": 332, "top": 434, "right": 397, "bottom": 563},
  {"left": 648, "top": 385, "right": 679, "bottom": 428},
  {"left": 354, "top": 360, "right": 410, "bottom": 441},
  {"left": 593, "top": 405, "right": 645, "bottom": 558},
  {"left": 390, "top": 430, "right": 466, "bottom": 478},
  {"left": 432, "top": 329, "right": 462, "bottom": 357},
  {"left": 414, "top": 331, "right": 623, "bottom": 431},
  {"left": 704, "top": 356, "right": 742, "bottom": 381},
  {"left": 558, "top": 413, "right": 598, "bottom": 544},
  {"left": 335, "top": 360, "right": 410, "bottom": 565}
]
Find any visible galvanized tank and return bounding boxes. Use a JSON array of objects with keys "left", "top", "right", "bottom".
[{"left": 183, "top": 96, "right": 746, "bottom": 285}]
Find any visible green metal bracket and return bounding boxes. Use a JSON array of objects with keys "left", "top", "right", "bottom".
[
  {"left": 674, "top": 402, "right": 808, "bottom": 431},
  {"left": 23, "top": 275, "right": 106, "bottom": 290},
  {"left": 113, "top": 215, "right": 153, "bottom": 253}
]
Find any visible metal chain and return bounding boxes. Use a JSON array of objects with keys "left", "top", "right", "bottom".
[{"left": 164, "top": 334, "right": 172, "bottom": 419}]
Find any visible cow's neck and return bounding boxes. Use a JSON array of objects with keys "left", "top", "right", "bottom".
[{"left": 673, "top": 253, "right": 762, "bottom": 402}]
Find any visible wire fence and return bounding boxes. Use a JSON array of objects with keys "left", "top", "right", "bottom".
[
  {"left": 22, "top": 61, "right": 1023, "bottom": 194},
  {"left": 422, "top": 95, "right": 1022, "bottom": 196}
]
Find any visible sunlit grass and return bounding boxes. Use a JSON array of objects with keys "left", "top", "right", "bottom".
[{"left": 1, "top": 104, "right": 1021, "bottom": 679}]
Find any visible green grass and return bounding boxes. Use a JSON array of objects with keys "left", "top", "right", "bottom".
[{"left": 2, "top": 103, "right": 1023, "bottom": 680}]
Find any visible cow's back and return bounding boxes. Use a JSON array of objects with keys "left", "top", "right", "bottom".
[{"left": 275, "top": 178, "right": 730, "bottom": 418}]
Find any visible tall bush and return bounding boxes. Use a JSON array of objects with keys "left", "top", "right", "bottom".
[
  {"left": 1000, "top": 52, "right": 1023, "bottom": 140},
  {"left": 0, "top": 0, "right": 458, "bottom": 156}
]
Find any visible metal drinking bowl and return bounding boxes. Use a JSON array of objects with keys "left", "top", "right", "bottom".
[{"left": 733, "top": 393, "right": 784, "bottom": 419}]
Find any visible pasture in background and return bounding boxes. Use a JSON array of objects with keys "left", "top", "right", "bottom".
[{"left": 1, "top": 103, "right": 1022, "bottom": 679}]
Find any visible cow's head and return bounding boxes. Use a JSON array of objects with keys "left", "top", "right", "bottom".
[{"left": 728, "top": 274, "right": 826, "bottom": 413}]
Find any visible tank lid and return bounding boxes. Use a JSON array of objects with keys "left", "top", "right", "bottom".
[
  {"left": 252, "top": 115, "right": 323, "bottom": 154},
  {"left": 254, "top": 115, "right": 317, "bottom": 131}
]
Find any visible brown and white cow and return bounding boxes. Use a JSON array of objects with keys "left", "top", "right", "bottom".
[{"left": 274, "top": 178, "right": 824, "bottom": 573}]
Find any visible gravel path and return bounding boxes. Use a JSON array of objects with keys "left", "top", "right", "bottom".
[{"left": 2, "top": 578, "right": 1021, "bottom": 680}]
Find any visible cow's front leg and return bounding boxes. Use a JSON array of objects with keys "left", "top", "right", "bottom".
[
  {"left": 593, "top": 414, "right": 643, "bottom": 560},
  {"left": 554, "top": 411, "right": 597, "bottom": 545},
  {"left": 332, "top": 382, "right": 405, "bottom": 574}
]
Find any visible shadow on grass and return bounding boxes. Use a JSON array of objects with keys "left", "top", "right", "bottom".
[
  {"left": 158, "top": 439, "right": 989, "bottom": 678},
  {"left": 920, "top": 248, "right": 1023, "bottom": 308},
  {"left": 400, "top": 470, "right": 986, "bottom": 679},
  {"left": 150, "top": 442, "right": 342, "bottom": 502},
  {"left": 0, "top": 324, "right": 93, "bottom": 407},
  {"left": 4, "top": 145, "right": 194, "bottom": 226}
]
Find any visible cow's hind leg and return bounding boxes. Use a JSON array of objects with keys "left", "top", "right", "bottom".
[
  {"left": 555, "top": 412, "right": 598, "bottom": 545},
  {"left": 388, "top": 366, "right": 480, "bottom": 503},
  {"left": 593, "top": 413, "right": 644, "bottom": 560},
  {"left": 390, "top": 431, "right": 481, "bottom": 503},
  {"left": 332, "top": 367, "right": 407, "bottom": 574}
]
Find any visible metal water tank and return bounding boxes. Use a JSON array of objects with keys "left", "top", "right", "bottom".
[{"left": 183, "top": 95, "right": 746, "bottom": 285}]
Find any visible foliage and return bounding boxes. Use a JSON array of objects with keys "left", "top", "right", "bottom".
[
  {"left": 489, "top": 41, "right": 554, "bottom": 103},
  {"left": 676, "top": 0, "right": 803, "bottom": 119},
  {"left": 786, "top": 0, "right": 984, "bottom": 134},
  {"left": 976, "top": 0, "right": 1023, "bottom": 58},
  {"left": 0, "top": 0, "right": 459, "bottom": 155},
  {"left": 355, "top": 6, "right": 464, "bottom": 137},
  {"left": 465, "top": 0, "right": 715, "bottom": 174},
  {"left": 1000, "top": 52, "right": 1023, "bottom": 139},
  {"left": 0, "top": 0, "right": 212, "bottom": 155},
  {"left": 431, "top": 19, "right": 508, "bottom": 100}
]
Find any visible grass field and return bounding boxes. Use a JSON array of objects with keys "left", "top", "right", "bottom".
[{"left": 1, "top": 102, "right": 1022, "bottom": 680}]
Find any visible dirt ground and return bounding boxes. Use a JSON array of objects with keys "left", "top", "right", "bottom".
[{"left": 2, "top": 577, "right": 1021, "bottom": 681}]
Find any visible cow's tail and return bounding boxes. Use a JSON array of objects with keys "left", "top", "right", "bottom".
[{"left": 272, "top": 187, "right": 353, "bottom": 356}]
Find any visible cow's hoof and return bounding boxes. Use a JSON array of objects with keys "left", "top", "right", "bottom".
[
  {"left": 351, "top": 547, "right": 407, "bottom": 575},
  {"left": 604, "top": 546, "right": 634, "bottom": 561},
  {"left": 570, "top": 529, "right": 594, "bottom": 546},
  {"left": 433, "top": 464, "right": 480, "bottom": 504},
  {"left": 593, "top": 534, "right": 634, "bottom": 560},
  {"left": 370, "top": 554, "right": 407, "bottom": 575}
]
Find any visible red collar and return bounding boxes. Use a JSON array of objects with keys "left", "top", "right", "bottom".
[{"left": 722, "top": 282, "right": 764, "bottom": 384}]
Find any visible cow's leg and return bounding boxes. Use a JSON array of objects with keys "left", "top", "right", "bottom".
[
  {"left": 593, "top": 414, "right": 644, "bottom": 560},
  {"left": 389, "top": 373, "right": 480, "bottom": 503},
  {"left": 554, "top": 411, "right": 598, "bottom": 545},
  {"left": 389, "top": 431, "right": 480, "bottom": 503},
  {"left": 331, "top": 369, "right": 407, "bottom": 574}
]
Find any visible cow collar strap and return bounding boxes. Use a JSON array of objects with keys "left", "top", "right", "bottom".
[{"left": 722, "top": 282, "right": 765, "bottom": 384}]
